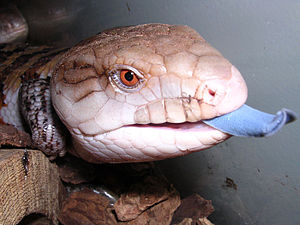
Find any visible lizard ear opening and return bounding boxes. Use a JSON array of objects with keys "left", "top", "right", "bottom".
[{"left": 208, "top": 89, "right": 216, "bottom": 97}]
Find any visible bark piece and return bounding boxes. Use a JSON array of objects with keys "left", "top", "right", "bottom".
[
  {"left": 57, "top": 154, "right": 97, "bottom": 184},
  {"left": 0, "top": 149, "right": 65, "bottom": 225},
  {"left": 58, "top": 188, "right": 118, "bottom": 225},
  {"left": 174, "top": 217, "right": 214, "bottom": 225},
  {"left": 172, "top": 194, "right": 214, "bottom": 225},
  {"left": 197, "top": 218, "right": 215, "bottom": 225},
  {"left": 176, "top": 218, "right": 193, "bottom": 225},
  {"left": 125, "top": 189, "right": 180, "bottom": 225},
  {"left": 0, "top": 124, "right": 32, "bottom": 148},
  {"left": 114, "top": 173, "right": 181, "bottom": 224}
]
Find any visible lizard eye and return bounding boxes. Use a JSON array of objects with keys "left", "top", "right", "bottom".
[
  {"left": 120, "top": 70, "right": 139, "bottom": 86},
  {"left": 108, "top": 65, "right": 145, "bottom": 92}
]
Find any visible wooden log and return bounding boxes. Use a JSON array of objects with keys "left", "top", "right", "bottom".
[{"left": 0, "top": 149, "right": 64, "bottom": 225}]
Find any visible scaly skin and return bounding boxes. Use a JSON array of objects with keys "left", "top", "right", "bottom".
[{"left": 50, "top": 24, "right": 248, "bottom": 163}]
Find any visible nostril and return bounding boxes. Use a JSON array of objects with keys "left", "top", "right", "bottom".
[{"left": 208, "top": 89, "right": 216, "bottom": 97}]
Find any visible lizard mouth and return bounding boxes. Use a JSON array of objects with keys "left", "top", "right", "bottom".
[
  {"left": 127, "top": 104, "right": 297, "bottom": 137},
  {"left": 72, "top": 105, "right": 296, "bottom": 163},
  {"left": 74, "top": 120, "right": 229, "bottom": 163},
  {"left": 108, "top": 120, "right": 229, "bottom": 162},
  {"left": 127, "top": 121, "right": 221, "bottom": 133}
]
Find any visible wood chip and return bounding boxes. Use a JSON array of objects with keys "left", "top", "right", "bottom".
[
  {"left": 114, "top": 172, "right": 181, "bottom": 224},
  {"left": 57, "top": 154, "right": 97, "bottom": 184},
  {"left": 58, "top": 188, "right": 118, "bottom": 225},
  {"left": 172, "top": 194, "right": 214, "bottom": 225}
]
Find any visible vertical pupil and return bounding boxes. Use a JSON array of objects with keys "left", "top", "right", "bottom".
[{"left": 124, "top": 71, "right": 134, "bottom": 81}]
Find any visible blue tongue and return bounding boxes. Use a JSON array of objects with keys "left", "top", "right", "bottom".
[{"left": 203, "top": 104, "right": 297, "bottom": 137}]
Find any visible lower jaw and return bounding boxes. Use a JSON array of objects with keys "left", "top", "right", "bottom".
[
  {"left": 72, "top": 121, "right": 231, "bottom": 163},
  {"left": 116, "top": 121, "right": 231, "bottom": 155}
]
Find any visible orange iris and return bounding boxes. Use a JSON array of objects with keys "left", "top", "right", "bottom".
[{"left": 120, "top": 70, "right": 139, "bottom": 86}]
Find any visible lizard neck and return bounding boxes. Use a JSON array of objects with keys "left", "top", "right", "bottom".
[{"left": 0, "top": 44, "right": 67, "bottom": 129}]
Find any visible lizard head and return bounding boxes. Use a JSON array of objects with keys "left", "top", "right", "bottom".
[{"left": 51, "top": 24, "right": 247, "bottom": 163}]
